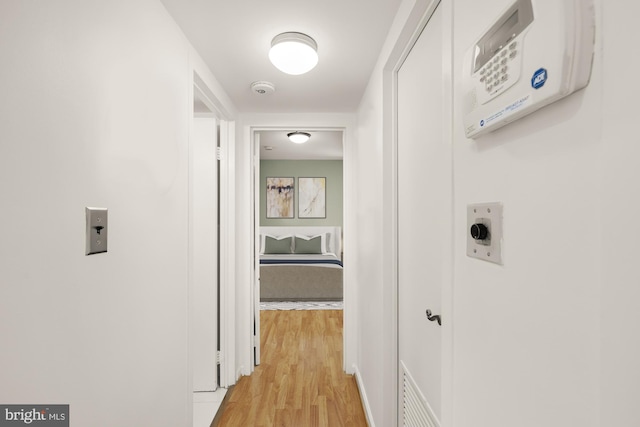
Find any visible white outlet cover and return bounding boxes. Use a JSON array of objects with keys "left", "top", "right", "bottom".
[{"left": 467, "top": 202, "right": 503, "bottom": 265}]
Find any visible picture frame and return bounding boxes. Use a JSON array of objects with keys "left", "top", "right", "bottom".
[
  {"left": 266, "top": 177, "right": 295, "bottom": 218},
  {"left": 298, "top": 177, "right": 326, "bottom": 218}
]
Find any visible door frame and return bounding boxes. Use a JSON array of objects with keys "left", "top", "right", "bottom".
[
  {"left": 190, "top": 106, "right": 219, "bottom": 392},
  {"left": 188, "top": 68, "right": 237, "bottom": 403},
  {"left": 245, "top": 119, "right": 356, "bottom": 375},
  {"left": 382, "top": 0, "right": 453, "bottom": 425}
]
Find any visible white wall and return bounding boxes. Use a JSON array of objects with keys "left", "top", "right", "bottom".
[
  {"left": 355, "top": 0, "right": 640, "bottom": 426},
  {"left": 599, "top": 1, "right": 640, "bottom": 425},
  {"left": 0, "top": 1, "right": 234, "bottom": 425},
  {"left": 353, "top": 90, "right": 387, "bottom": 425},
  {"left": 354, "top": 1, "right": 419, "bottom": 425},
  {"left": 451, "top": 0, "right": 602, "bottom": 424},
  {"left": 353, "top": 66, "right": 387, "bottom": 427}
]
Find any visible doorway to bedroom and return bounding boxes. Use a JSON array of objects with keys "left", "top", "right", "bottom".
[{"left": 253, "top": 129, "right": 344, "bottom": 365}]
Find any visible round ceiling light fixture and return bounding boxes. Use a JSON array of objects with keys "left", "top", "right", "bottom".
[
  {"left": 287, "top": 131, "right": 311, "bottom": 144},
  {"left": 269, "top": 32, "right": 318, "bottom": 75}
]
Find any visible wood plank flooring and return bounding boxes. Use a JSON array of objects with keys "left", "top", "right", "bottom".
[{"left": 215, "top": 310, "right": 367, "bottom": 427}]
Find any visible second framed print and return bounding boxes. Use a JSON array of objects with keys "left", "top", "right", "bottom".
[{"left": 298, "top": 177, "right": 326, "bottom": 218}]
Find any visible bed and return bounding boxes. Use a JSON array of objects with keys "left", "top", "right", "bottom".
[{"left": 259, "top": 226, "right": 343, "bottom": 301}]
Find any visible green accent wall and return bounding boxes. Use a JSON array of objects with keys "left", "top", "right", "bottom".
[{"left": 260, "top": 160, "right": 343, "bottom": 226}]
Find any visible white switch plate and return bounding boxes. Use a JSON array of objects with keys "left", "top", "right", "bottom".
[
  {"left": 86, "top": 207, "right": 108, "bottom": 255},
  {"left": 467, "top": 202, "right": 502, "bottom": 264}
]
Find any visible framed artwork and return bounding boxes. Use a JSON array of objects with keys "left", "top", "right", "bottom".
[
  {"left": 266, "top": 177, "right": 295, "bottom": 218},
  {"left": 298, "top": 177, "right": 326, "bottom": 218}
]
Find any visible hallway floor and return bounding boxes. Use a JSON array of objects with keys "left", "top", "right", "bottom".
[{"left": 215, "top": 309, "right": 367, "bottom": 426}]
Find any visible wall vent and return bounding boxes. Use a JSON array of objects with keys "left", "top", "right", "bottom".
[{"left": 402, "top": 361, "right": 439, "bottom": 427}]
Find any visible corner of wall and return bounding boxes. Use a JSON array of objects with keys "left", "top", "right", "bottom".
[{"left": 353, "top": 364, "right": 376, "bottom": 427}]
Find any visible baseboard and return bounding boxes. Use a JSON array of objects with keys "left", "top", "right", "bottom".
[
  {"left": 353, "top": 364, "right": 375, "bottom": 427},
  {"left": 210, "top": 386, "right": 234, "bottom": 427}
]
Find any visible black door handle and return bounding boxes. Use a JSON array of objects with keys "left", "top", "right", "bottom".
[{"left": 426, "top": 309, "right": 442, "bottom": 326}]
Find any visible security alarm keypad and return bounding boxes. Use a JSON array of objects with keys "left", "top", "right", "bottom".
[
  {"left": 478, "top": 41, "right": 519, "bottom": 98},
  {"left": 473, "top": 0, "right": 532, "bottom": 105},
  {"left": 462, "top": 0, "right": 595, "bottom": 138}
]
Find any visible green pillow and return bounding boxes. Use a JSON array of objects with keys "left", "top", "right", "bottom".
[
  {"left": 294, "top": 236, "right": 323, "bottom": 254},
  {"left": 264, "top": 236, "right": 292, "bottom": 254}
]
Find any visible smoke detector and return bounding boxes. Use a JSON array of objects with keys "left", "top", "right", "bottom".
[{"left": 251, "top": 81, "right": 275, "bottom": 95}]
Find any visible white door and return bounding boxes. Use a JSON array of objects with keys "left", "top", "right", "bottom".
[
  {"left": 192, "top": 116, "right": 219, "bottom": 391},
  {"left": 397, "top": 3, "right": 447, "bottom": 425}
]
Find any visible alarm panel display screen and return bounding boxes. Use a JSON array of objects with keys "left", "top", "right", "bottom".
[{"left": 473, "top": 0, "right": 533, "bottom": 72}]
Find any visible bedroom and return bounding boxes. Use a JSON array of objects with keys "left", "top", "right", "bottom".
[{"left": 257, "top": 130, "right": 344, "bottom": 308}]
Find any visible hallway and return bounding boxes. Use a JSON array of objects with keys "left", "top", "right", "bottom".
[
  {"left": 3, "top": 1, "right": 640, "bottom": 426},
  {"left": 215, "top": 310, "right": 366, "bottom": 426}
]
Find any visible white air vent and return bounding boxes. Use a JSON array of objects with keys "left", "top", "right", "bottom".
[{"left": 402, "top": 361, "right": 439, "bottom": 427}]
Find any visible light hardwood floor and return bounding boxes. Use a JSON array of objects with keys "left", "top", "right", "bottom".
[{"left": 216, "top": 310, "right": 367, "bottom": 427}]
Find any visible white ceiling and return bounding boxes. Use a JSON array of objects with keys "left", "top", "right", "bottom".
[{"left": 160, "top": 0, "right": 404, "bottom": 115}]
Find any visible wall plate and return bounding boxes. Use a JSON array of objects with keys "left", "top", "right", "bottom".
[
  {"left": 86, "top": 207, "right": 108, "bottom": 255},
  {"left": 467, "top": 202, "right": 502, "bottom": 264}
]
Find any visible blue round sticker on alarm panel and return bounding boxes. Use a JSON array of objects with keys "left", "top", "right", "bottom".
[{"left": 531, "top": 68, "right": 547, "bottom": 89}]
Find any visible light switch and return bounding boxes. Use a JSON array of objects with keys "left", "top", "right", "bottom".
[
  {"left": 86, "top": 207, "right": 108, "bottom": 255},
  {"left": 467, "top": 202, "right": 502, "bottom": 264}
]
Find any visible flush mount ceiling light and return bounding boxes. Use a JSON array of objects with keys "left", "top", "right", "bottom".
[
  {"left": 287, "top": 131, "right": 311, "bottom": 144},
  {"left": 269, "top": 32, "right": 318, "bottom": 75}
]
